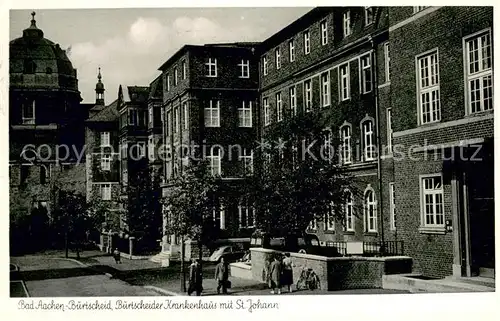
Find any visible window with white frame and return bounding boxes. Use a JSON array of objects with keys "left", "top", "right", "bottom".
[
  {"left": 149, "top": 106, "right": 154, "bottom": 125},
  {"left": 275, "top": 48, "right": 281, "bottom": 69},
  {"left": 166, "top": 111, "right": 172, "bottom": 135},
  {"left": 241, "top": 148, "right": 253, "bottom": 175},
  {"left": 276, "top": 92, "right": 283, "bottom": 122},
  {"left": 100, "top": 184, "right": 111, "bottom": 201},
  {"left": 361, "top": 54, "right": 372, "bottom": 93},
  {"left": 389, "top": 182, "right": 396, "bottom": 230},
  {"left": 213, "top": 205, "right": 225, "bottom": 230},
  {"left": 304, "top": 80, "right": 312, "bottom": 112},
  {"left": 263, "top": 98, "right": 270, "bottom": 126},
  {"left": 129, "top": 109, "right": 138, "bottom": 126},
  {"left": 238, "top": 101, "right": 252, "bottom": 127},
  {"left": 343, "top": 11, "right": 351, "bottom": 37},
  {"left": 239, "top": 204, "right": 255, "bottom": 228},
  {"left": 326, "top": 202, "right": 335, "bottom": 231},
  {"left": 137, "top": 141, "right": 146, "bottom": 158},
  {"left": 174, "top": 67, "right": 178, "bottom": 86},
  {"left": 100, "top": 131, "right": 110, "bottom": 147},
  {"left": 362, "top": 120, "right": 375, "bottom": 161},
  {"left": 324, "top": 130, "right": 332, "bottom": 162},
  {"left": 365, "top": 7, "right": 374, "bottom": 26},
  {"left": 289, "top": 40, "right": 295, "bottom": 62},
  {"left": 205, "top": 58, "right": 217, "bottom": 77},
  {"left": 166, "top": 74, "right": 170, "bottom": 91},
  {"left": 208, "top": 147, "right": 221, "bottom": 176},
  {"left": 174, "top": 107, "right": 179, "bottom": 133},
  {"left": 413, "top": 6, "right": 429, "bottom": 14},
  {"left": 182, "top": 60, "right": 187, "bottom": 79},
  {"left": 345, "top": 190, "right": 354, "bottom": 232},
  {"left": 320, "top": 20, "right": 328, "bottom": 46},
  {"left": 239, "top": 59, "right": 250, "bottom": 78},
  {"left": 148, "top": 137, "right": 155, "bottom": 161},
  {"left": 183, "top": 102, "right": 189, "bottom": 130},
  {"left": 321, "top": 72, "right": 330, "bottom": 107},
  {"left": 309, "top": 218, "right": 318, "bottom": 231},
  {"left": 290, "top": 86, "right": 297, "bottom": 116},
  {"left": 340, "top": 124, "right": 352, "bottom": 164},
  {"left": 417, "top": 50, "right": 441, "bottom": 124},
  {"left": 263, "top": 56, "right": 268, "bottom": 76},
  {"left": 384, "top": 42, "right": 390, "bottom": 83},
  {"left": 339, "top": 63, "right": 350, "bottom": 101},
  {"left": 420, "top": 175, "right": 444, "bottom": 227},
  {"left": 22, "top": 100, "right": 35, "bottom": 124},
  {"left": 364, "top": 189, "right": 377, "bottom": 232},
  {"left": 387, "top": 108, "right": 393, "bottom": 153},
  {"left": 204, "top": 100, "right": 220, "bottom": 127},
  {"left": 465, "top": 31, "right": 493, "bottom": 114},
  {"left": 304, "top": 30, "right": 310, "bottom": 54},
  {"left": 101, "top": 154, "right": 111, "bottom": 171}
]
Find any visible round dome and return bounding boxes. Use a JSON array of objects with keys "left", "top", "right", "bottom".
[{"left": 9, "top": 12, "right": 79, "bottom": 92}]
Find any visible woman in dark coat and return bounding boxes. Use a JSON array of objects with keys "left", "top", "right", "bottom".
[
  {"left": 281, "top": 252, "right": 294, "bottom": 292},
  {"left": 269, "top": 256, "right": 282, "bottom": 294},
  {"left": 188, "top": 259, "right": 203, "bottom": 296}
]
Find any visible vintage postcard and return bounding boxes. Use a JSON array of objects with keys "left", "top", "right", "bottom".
[{"left": 2, "top": 1, "right": 498, "bottom": 321}]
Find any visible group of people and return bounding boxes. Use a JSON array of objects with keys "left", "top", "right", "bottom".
[
  {"left": 187, "top": 257, "right": 230, "bottom": 296},
  {"left": 267, "top": 252, "right": 294, "bottom": 294}
]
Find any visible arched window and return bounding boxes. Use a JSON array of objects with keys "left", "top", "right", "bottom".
[
  {"left": 340, "top": 123, "right": 352, "bottom": 164},
  {"left": 364, "top": 187, "right": 378, "bottom": 233},
  {"left": 24, "top": 60, "right": 37, "bottom": 74},
  {"left": 344, "top": 190, "right": 354, "bottom": 232},
  {"left": 361, "top": 118, "right": 375, "bottom": 161}
]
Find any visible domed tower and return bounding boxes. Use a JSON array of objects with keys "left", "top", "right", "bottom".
[{"left": 95, "top": 67, "right": 105, "bottom": 105}]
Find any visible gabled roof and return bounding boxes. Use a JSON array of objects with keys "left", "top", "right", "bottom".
[
  {"left": 87, "top": 99, "right": 119, "bottom": 122},
  {"left": 119, "top": 84, "right": 149, "bottom": 104},
  {"left": 149, "top": 74, "right": 163, "bottom": 100}
]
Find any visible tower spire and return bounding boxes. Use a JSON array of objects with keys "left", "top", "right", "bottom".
[
  {"left": 30, "top": 11, "right": 37, "bottom": 27},
  {"left": 95, "top": 66, "right": 105, "bottom": 105}
]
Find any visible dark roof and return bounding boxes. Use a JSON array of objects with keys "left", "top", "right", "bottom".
[
  {"left": 87, "top": 99, "right": 119, "bottom": 122},
  {"left": 149, "top": 74, "right": 163, "bottom": 100}
]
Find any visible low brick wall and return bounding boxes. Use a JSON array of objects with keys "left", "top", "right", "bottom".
[{"left": 250, "top": 248, "right": 412, "bottom": 291}]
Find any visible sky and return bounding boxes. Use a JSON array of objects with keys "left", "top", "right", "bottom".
[{"left": 9, "top": 8, "right": 312, "bottom": 104}]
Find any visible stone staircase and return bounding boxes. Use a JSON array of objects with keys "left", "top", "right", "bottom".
[
  {"left": 149, "top": 251, "right": 171, "bottom": 265},
  {"left": 383, "top": 273, "right": 495, "bottom": 293}
]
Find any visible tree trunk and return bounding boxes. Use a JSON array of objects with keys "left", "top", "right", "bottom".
[
  {"left": 76, "top": 240, "right": 80, "bottom": 259},
  {"left": 180, "top": 236, "right": 186, "bottom": 292},
  {"left": 198, "top": 239, "right": 203, "bottom": 276},
  {"left": 64, "top": 231, "right": 69, "bottom": 258}
]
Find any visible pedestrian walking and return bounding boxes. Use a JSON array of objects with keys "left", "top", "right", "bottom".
[
  {"left": 281, "top": 252, "right": 294, "bottom": 293},
  {"left": 113, "top": 248, "right": 121, "bottom": 264},
  {"left": 269, "top": 255, "right": 282, "bottom": 294},
  {"left": 215, "top": 257, "right": 230, "bottom": 294},
  {"left": 187, "top": 258, "right": 203, "bottom": 296}
]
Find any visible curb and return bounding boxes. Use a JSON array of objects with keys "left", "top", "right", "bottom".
[
  {"left": 49, "top": 257, "right": 90, "bottom": 268},
  {"left": 143, "top": 286, "right": 183, "bottom": 296}
]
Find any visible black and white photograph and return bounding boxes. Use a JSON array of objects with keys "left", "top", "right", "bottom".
[{"left": 4, "top": 3, "right": 497, "bottom": 313}]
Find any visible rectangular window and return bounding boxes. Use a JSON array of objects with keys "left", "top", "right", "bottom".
[
  {"left": 239, "top": 205, "right": 255, "bottom": 229},
  {"left": 304, "top": 80, "right": 312, "bottom": 112},
  {"left": 100, "top": 131, "right": 110, "bottom": 147},
  {"left": 289, "top": 40, "right": 295, "bottom": 62},
  {"left": 420, "top": 175, "right": 444, "bottom": 227},
  {"left": 321, "top": 72, "right": 330, "bottom": 107},
  {"left": 384, "top": 42, "right": 390, "bottom": 83},
  {"left": 173, "top": 67, "right": 178, "bottom": 86},
  {"left": 339, "top": 64, "right": 350, "bottom": 101},
  {"left": 365, "top": 7, "right": 374, "bottom": 26},
  {"left": 101, "top": 154, "right": 111, "bottom": 171},
  {"left": 137, "top": 141, "right": 146, "bottom": 158},
  {"left": 166, "top": 111, "right": 171, "bottom": 135},
  {"left": 205, "top": 58, "right": 217, "bottom": 77},
  {"left": 263, "top": 56, "right": 268, "bottom": 76},
  {"left": 341, "top": 126, "right": 352, "bottom": 164},
  {"left": 361, "top": 54, "right": 372, "bottom": 93},
  {"left": 320, "top": 20, "right": 328, "bottom": 45},
  {"left": 309, "top": 219, "right": 318, "bottom": 231},
  {"left": 324, "top": 131, "right": 332, "bottom": 162},
  {"left": 213, "top": 205, "right": 225, "bottom": 230},
  {"left": 363, "top": 121, "right": 375, "bottom": 161},
  {"left": 343, "top": 11, "right": 351, "bottom": 37},
  {"left": 275, "top": 48, "right": 281, "bottom": 69},
  {"left": 148, "top": 106, "right": 153, "bottom": 125},
  {"left": 129, "top": 109, "right": 138, "bottom": 126},
  {"left": 304, "top": 31, "right": 310, "bottom": 55},
  {"left": 387, "top": 108, "right": 393, "bottom": 153},
  {"left": 208, "top": 147, "right": 221, "bottom": 176},
  {"left": 326, "top": 203, "right": 335, "bottom": 231},
  {"left": 345, "top": 191, "right": 354, "bottom": 232},
  {"left": 240, "top": 148, "right": 253, "bottom": 175},
  {"left": 174, "top": 107, "right": 179, "bottom": 133},
  {"left": 389, "top": 182, "right": 396, "bottom": 230},
  {"left": 204, "top": 100, "right": 220, "bottom": 127},
  {"left": 166, "top": 74, "right": 170, "bottom": 91},
  {"left": 182, "top": 60, "right": 187, "bottom": 79},
  {"left": 289, "top": 86, "right": 297, "bottom": 116},
  {"left": 276, "top": 92, "right": 283, "bottom": 122},
  {"left": 417, "top": 50, "right": 441, "bottom": 124},
  {"left": 101, "top": 184, "right": 111, "bottom": 201},
  {"left": 365, "top": 191, "right": 378, "bottom": 232},
  {"left": 238, "top": 101, "right": 252, "bottom": 127},
  {"left": 239, "top": 59, "right": 250, "bottom": 78},
  {"left": 183, "top": 102, "right": 189, "bottom": 130},
  {"left": 22, "top": 100, "right": 35, "bottom": 124},
  {"left": 465, "top": 31, "right": 493, "bottom": 114},
  {"left": 263, "top": 98, "right": 270, "bottom": 126}
]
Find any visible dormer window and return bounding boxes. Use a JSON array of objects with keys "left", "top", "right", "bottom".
[{"left": 22, "top": 100, "right": 35, "bottom": 124}]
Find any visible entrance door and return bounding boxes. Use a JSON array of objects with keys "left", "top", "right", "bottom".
[{"left": 467, "top": 143, "right": 495, "bottom": 278}]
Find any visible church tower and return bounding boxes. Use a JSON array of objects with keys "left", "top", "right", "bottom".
[{"left": 95, "top": 67, "right": 105, "bottom": 105}]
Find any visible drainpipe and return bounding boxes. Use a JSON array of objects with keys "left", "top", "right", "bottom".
[{"left": 370, "top": 36, "right": 385, "bottom": 249}]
